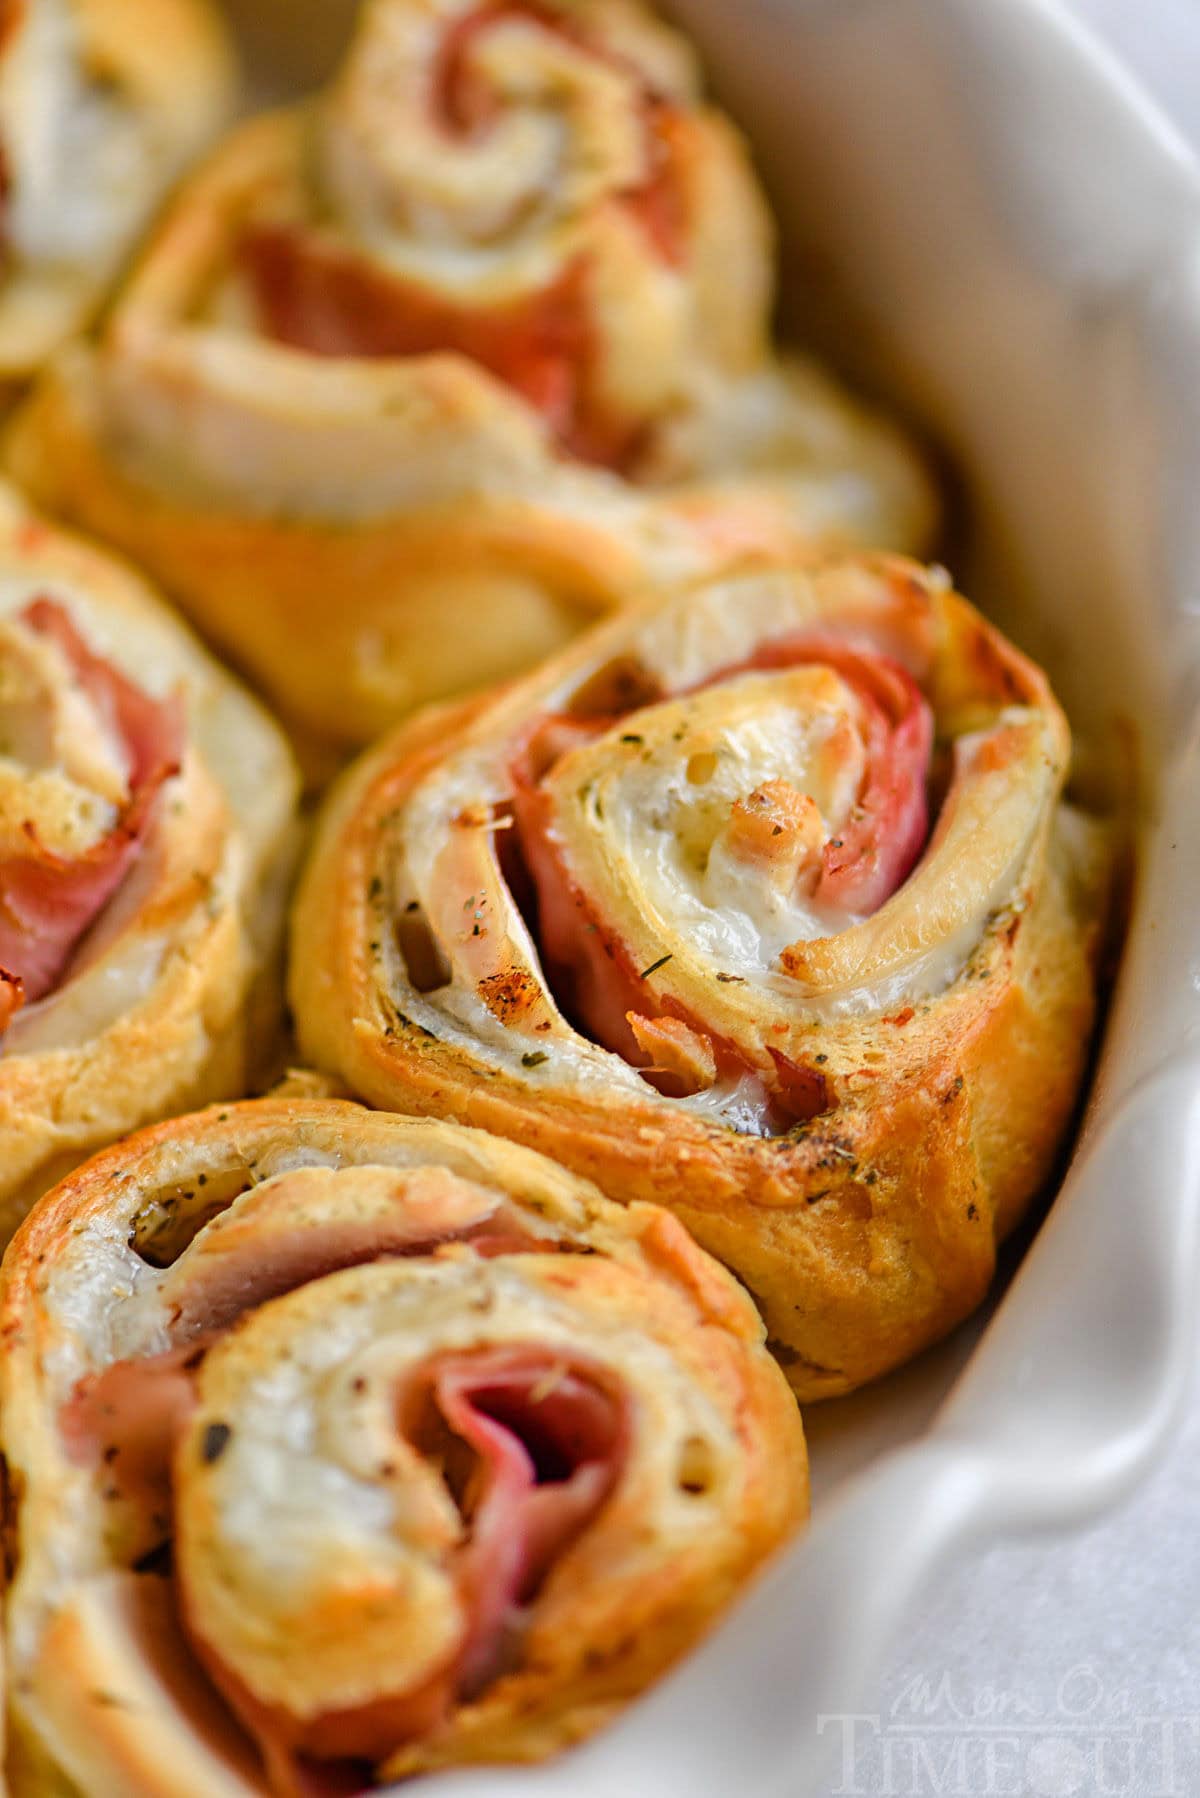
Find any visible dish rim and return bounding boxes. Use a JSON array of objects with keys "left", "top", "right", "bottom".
[{"left": 380, "top": 0, "right": 1200, "bottom": 1789}]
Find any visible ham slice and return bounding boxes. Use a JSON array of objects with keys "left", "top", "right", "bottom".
[
  {"left": 242, "top": 5, "right": 686, "bottom": 469},
  {"left": 240, "top": 229, "right": 624, "bottom": 461},
  {"left": 63, "top": 1184, "right": 553, "bottom": 1502},
  {"left": 61, "top": 1196, "right": 628, "bottom": 1790},
  {"left": 61, "top": 1343, "right": 204, "bottom": 1547},
  {"left": 423, "top": 1349, "right": 626, "bottom": 1698},
  {"left": 156, "top": 1176, "right": 547, "bottom": 1342},
  {"left": 432, "top": 3, "right": 687, "bottom": 266},
  {"left": 742, "top": 635, "right": 932, "bottom": 913},
  {"left": 0, "top": 599, "right": 183, "bottom": 1013},
  {"left": 434, "top": 3, "right": 601, "bottom": 136},
  {"left": 213, "top": 1347, "right": 627, "bottom": 1788},
  {"left": 508, "top": 636, "right": 934, "bottom": 1114},
  {"left": 70, "top": 1342, "right": 625, "bottom": 1682},
  {"left": 66, "top": 1340, "right": 626, "bottom": 1791}
]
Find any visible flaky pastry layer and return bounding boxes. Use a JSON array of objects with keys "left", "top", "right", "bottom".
[
  {"left": 291, "top": 553, "right": 1112, "bottom": 1396},
  {"left": 6, "top": 0, "right": 934, "bottom": 749},
  {"left": 0, "top": 484, "right": 298, "bottom": 1241},
  {"left": 1, "top": 1097, "right": 806, "bottom": 1792}
]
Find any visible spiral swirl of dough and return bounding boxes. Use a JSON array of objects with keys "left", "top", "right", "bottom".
[
  {"left": 6, "top": 0, "right": 934, "bottom": 748},
  {"left": 292, "top": 553, "right": 1112, "bottom": 1396},
  {"left": 0, "top": 483, "right": 297, "bottom": 1241},
  {"left": 0, "top": 1098, "right": 806, "bottom": 1793}
]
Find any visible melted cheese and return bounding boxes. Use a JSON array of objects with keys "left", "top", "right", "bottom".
[{"left": 599, "top": 671, "right": 868, "bottom": 971}]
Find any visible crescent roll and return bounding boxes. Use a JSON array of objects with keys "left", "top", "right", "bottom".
[
  {"left": 291, "top": 552, "right": 1113, "bottom": 1398},
  {"left": 6, "top": 0, "right": 935, "bottom": 750},
  {"left": 0, "top": 484, "right": 298, "bottom": 1242},
  {"left": 0, "top": 1097, "right": 807, "bottom": 1792},
  {"left": 0, "top": 0, "right": 235, "bottom": 387}
]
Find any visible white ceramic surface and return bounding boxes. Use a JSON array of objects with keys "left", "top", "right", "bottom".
[{"left": 218, "top": 2, "right": 1200, "bottom": 1791}]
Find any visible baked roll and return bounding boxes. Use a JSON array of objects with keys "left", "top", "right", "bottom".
[
  {"left": 291, "top": 553, "right": 1113, "bottom": 1399},
  {"left": 6, "top": 0, "right": 935, "bottom": 751},
  {"left": 0, "top": 1096, "right": 807, "bottom": 1792},
  {"left": 0, "top": 0, "right": 235, "bottom": 388},
  {"left": 0, "top": 483, "right": 298, "bottom": 1242}
]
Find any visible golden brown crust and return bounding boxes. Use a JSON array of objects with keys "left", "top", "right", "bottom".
[
  {"left": 0, "top": 1098, "right": 806, "bottom": 1792},
  {"left": 6, "top": 0, "right": 934, "bottom": 752},
  {"left": 7, "top": 339, "right": 662, "bottom": 746},
  {"left": 0, "top": 484, "right": 299, "bottom": 1243},
  {"left": 290, "top": 554, "right": 1112, "bottom": 1398}
]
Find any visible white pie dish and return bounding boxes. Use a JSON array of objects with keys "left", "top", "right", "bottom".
[{"left": 214, "top": 1, "right": 1200, "bottom": 1791}]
